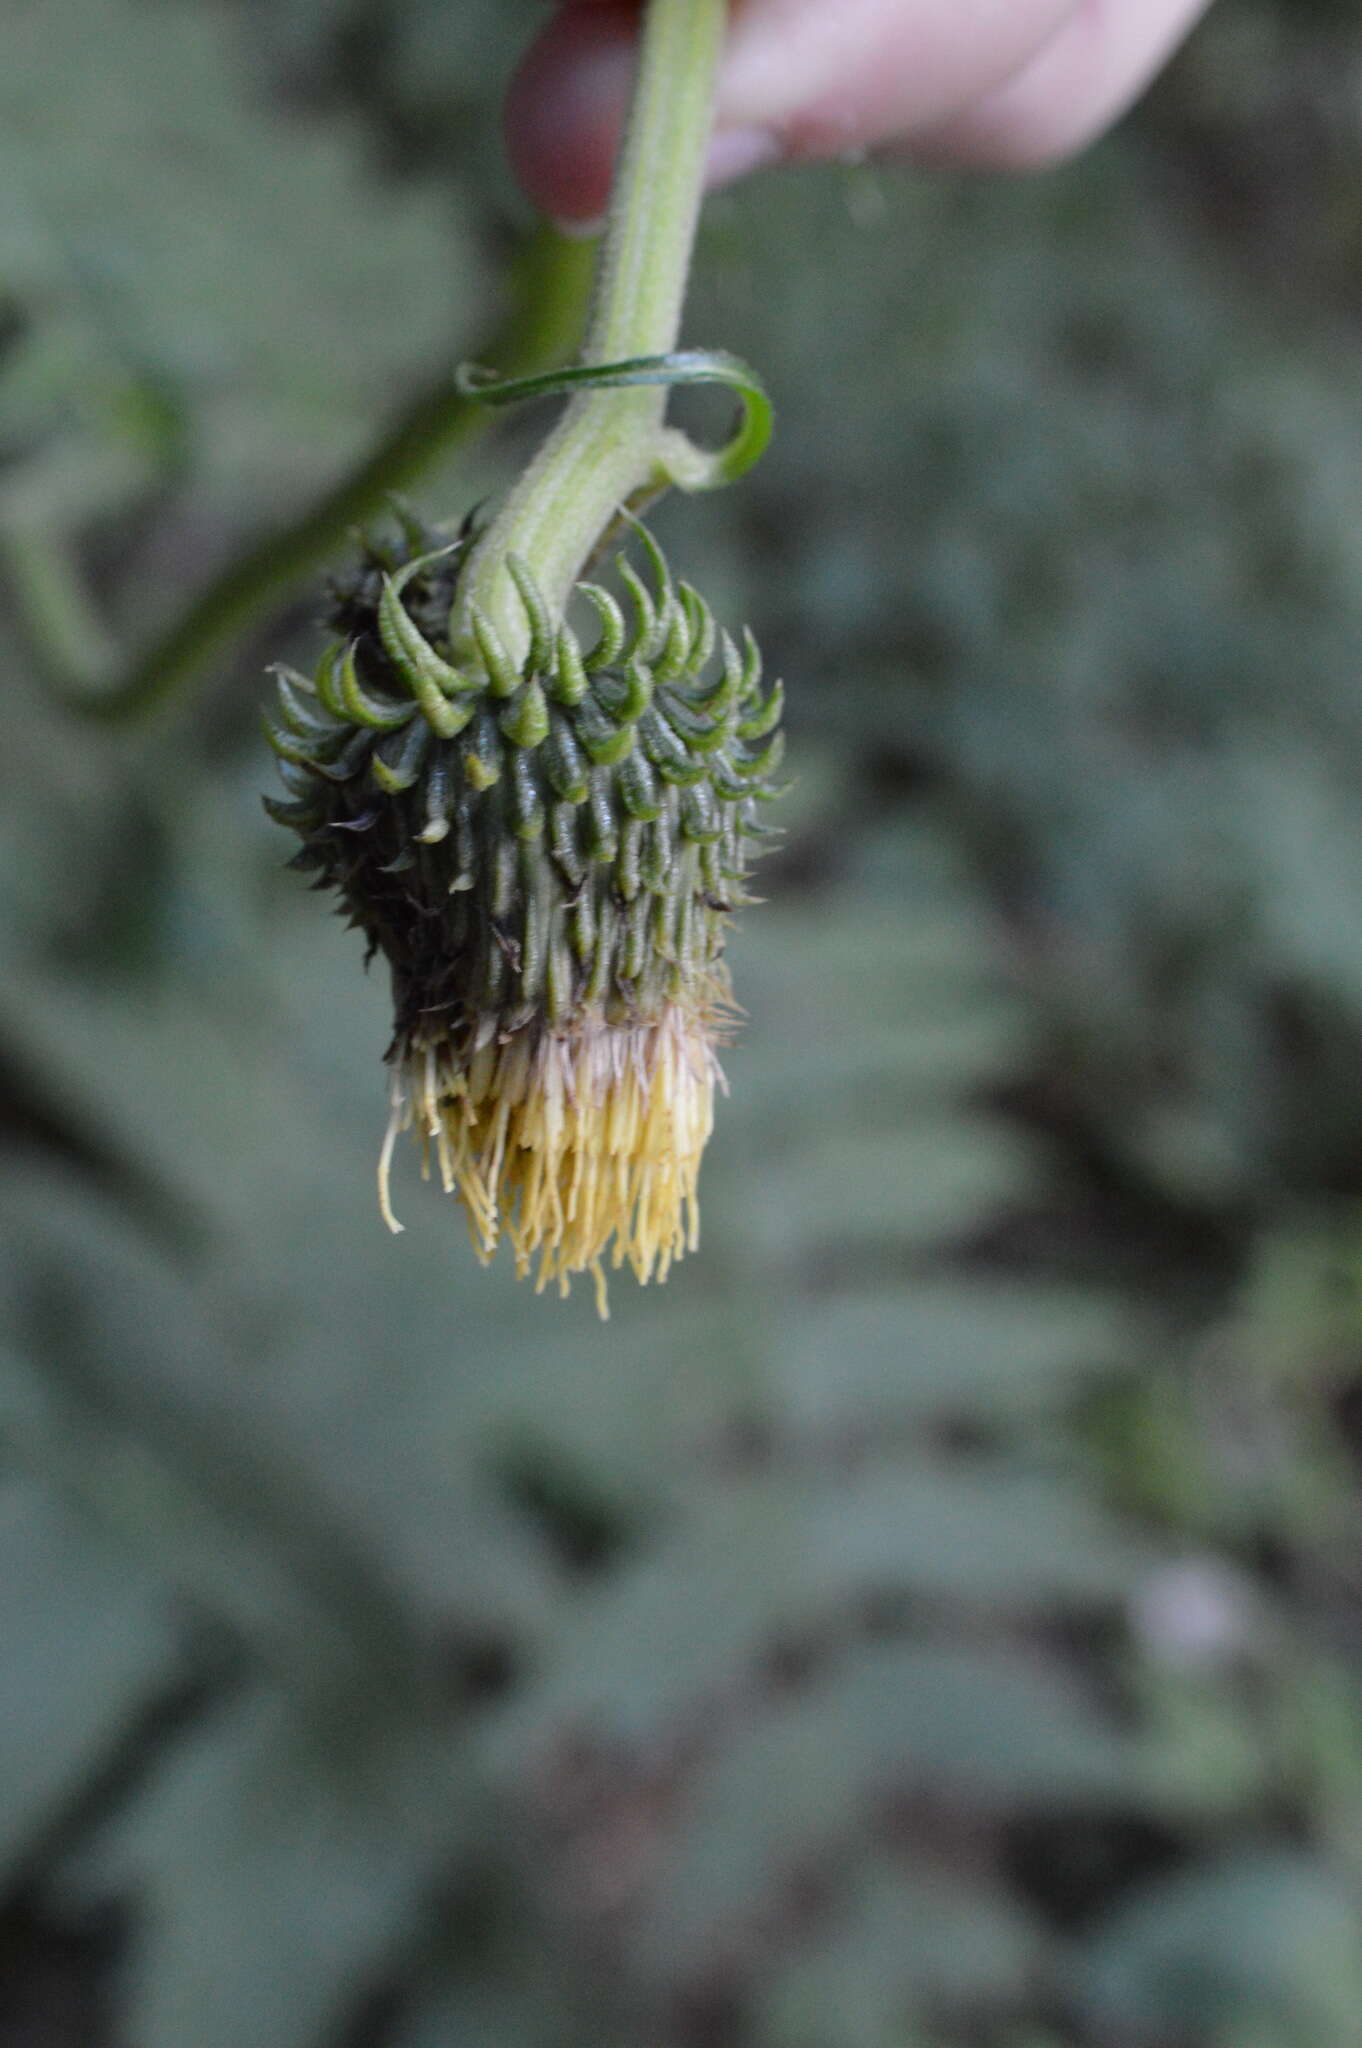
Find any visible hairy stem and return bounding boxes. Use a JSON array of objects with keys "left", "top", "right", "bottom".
[{"left": 457, "top": 0, "right": 728, "bottom": 660}]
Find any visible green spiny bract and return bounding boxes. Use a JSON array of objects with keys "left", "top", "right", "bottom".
[
  {"left": 264, "top": 512, "right": 783, "bottom": 1042},
  {"left": 262, "top": 509, "right": 784, "bottom": 1307}
]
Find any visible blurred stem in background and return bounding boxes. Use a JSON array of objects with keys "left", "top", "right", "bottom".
[
  {"left": 19, "top": 0, "right": 739, "bottom": 723},
  {"left": 12, "top": 222, "right": 594, "bottom": 724},
  {"left": 456, "top": 0, "right": 728, "bottom": 659}
]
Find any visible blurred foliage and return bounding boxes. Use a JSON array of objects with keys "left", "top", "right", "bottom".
[{"left": 6, "top": 2, "right": 1362, "bottom": 2045}]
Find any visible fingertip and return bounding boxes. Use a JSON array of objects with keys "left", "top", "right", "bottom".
[
  {"left": 705, "top": 124, "right": 782, "bottom": 193},
  {"left": 905, "top": 0, "right": 1214, "bottom": 177},
  {"left": 504, "top": 2, "right": 638, "bottom": 223}
]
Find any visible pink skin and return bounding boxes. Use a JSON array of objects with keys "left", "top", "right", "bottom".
[{"left": 506, "top": 0, "right": 1215, "bottom": 224}]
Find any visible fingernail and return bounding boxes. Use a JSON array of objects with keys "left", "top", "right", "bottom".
[{"left": 705, "top": 126, "right": 781, "bottom": 190}]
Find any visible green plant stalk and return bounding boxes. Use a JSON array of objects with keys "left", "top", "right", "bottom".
[
  {"left": 54, "top": 225, "right": 594, "bottom": 724},
  {"left": 2, "top": 521, "right": 114, "bottom": 694},
  {"left": 457, "top": 0, "right": 728, "bottom": 661}
]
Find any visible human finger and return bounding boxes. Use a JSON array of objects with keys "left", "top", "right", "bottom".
[
  {"left": 907, "top": 0, "right": 1214, "bottom": 169},
  {"left": 506, "top": 0, "right": 1083, "bottom": 221}
]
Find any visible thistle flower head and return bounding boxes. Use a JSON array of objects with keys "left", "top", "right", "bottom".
[{"left": 264, "top": 509, "right": 784, "bottom": 1312}]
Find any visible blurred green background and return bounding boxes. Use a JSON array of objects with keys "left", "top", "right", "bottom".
[{"left": 6, "top": 2, "right": 1362, "bottom": 2043}]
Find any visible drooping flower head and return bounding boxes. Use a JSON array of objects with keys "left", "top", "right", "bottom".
[{"left": 264, "top": 511, "right": 783, "bottom": 1314}]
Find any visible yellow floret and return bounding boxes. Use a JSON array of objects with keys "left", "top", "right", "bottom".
[{"left": 378, "top": 1003, "right": 726, "bottom": 1318}]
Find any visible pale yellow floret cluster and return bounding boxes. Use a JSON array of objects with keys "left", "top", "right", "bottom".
[{"left": 378, "top": 1004, "right": 723, "bottom": 1318}]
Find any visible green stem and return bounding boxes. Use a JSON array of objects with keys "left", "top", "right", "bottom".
[
  {"left": 49, "top": 225, "right": 594, "bottom": 724},
  {"left": 2, "top": 521, "right": 114, "bottom": 693},
  {"left": 457, "top": 0, "right": 728, "bottom": 661}
]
